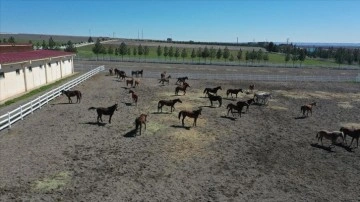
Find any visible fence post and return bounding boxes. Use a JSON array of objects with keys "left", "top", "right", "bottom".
[{"left": 8, "top": 112, "right": 11, "bottom": 128}]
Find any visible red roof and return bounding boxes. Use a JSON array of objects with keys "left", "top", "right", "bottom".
[{"left": 0, "top": 50, "right": 75, "bottom": 64}]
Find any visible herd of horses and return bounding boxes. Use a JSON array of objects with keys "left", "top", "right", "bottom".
[{"left": 59, "top": 68, "right": 360, "bottom": 148}]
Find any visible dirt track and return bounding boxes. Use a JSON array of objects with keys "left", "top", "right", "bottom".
[{"left": 1, "top": 63, "right": 360, "bottom": 201}]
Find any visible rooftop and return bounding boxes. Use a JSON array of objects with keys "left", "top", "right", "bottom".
[{"left": 0, "top": 50, "right": 75, "bottom": 64}]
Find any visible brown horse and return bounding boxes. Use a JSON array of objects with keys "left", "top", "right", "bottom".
[
  {"left": 249, "top": 84, "right": 255, "bottom": 92},
  {"left": 159, "top": 75, "right": 171, "bottom": 85},
  {"left": 226, "top": 88, "right": 243, "bottom": 98},
  {"left": 316, "top": 130, "right": 344, "bottom": 146},
  {"left": 88, "top": 104, "right": 118, "bottom": 123},
  {"left": 134, "top": 79, "right": 140, "bottom": 87},
  {"left": 126, "top": 78, "right": 134, "bottom": 87},
  {"left": 158, "top": 98, "right": 182, "bottom": 113},
  {"left": 129, "top": 90, "right": 138, "bottom": 106},
  {"left": 135, "top": 113, "right": 148, "bottom": 136},
  {"left": 207, "top": 92, "right": 222, "bottom": 107},
  {"left": 203, "top": 86, "right": 222, "bottom": 97},
  {"left": 226, "top": 103, "right": 245, "bottom": 117},
  {"left": 109, "top": 68, "right": 113, "bottom": 76},
  {"left": 61, "top": 90, "right": 82, "bottom": 103},
  {"left": 175, "top": 76, "right": 188, "bottom": 85},
  {"left": 237, "top": 98, "right": 255, "bottom": 112},
  {"left": 175, "top": 83, "right": 190, "bottom": 95},
  {"left": 160, "top": 71, "right": 166, "bottom": 79},
  {"left": 301, "top": 102, "right": 316, "bottom": 116},
  {"left": 178, "top": 108, "right": 202, "bottom": 127},
  {"left": 340, "top": 127, "right": 360, "bottom": 148}
]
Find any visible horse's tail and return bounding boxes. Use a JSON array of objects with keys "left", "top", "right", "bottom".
[
  {"left": 226, "top": 90, "right": 230, "bottom": 96},
  {"left": 157, "top": 101, "right": 162, "bottom": 110},
  {"left": 88, "top": 107, "right": 96, "bottom": 110},
  {"left": 203, "top": 88, "right": 207, "bottom": 94},
  {"left": 178, "top": 111, "right": 183, "bottom": 120}
]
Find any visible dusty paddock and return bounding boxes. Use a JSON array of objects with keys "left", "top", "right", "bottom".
[{"left": 1, "top": 62, "right": 360, "bottom": 201}]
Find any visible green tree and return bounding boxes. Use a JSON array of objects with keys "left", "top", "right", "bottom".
[
  {"left": 2, "top": 38, "right": 7, "bottom": 43},
  {"left": 298, "top": 49, "right": 306, "bottom": 67},
  {"left": 237, "top": 49, "right": 243, "bottom": 64},
  {"left": 157, "top": 45, "right": 162, "bottom": 60},
  {"left": 346, "top": 49, "right": 354, "bottom": 65},
  {"left": 92, "top": 38, "right": 103, "bottom": 60},
  {"left": 144, "top": 46, "right": 150, "bottom": 61},
  {"left": 36, "top": 42, "right": 40, "bottom": 50},
  {"left": 196, "top": 47, "right": 202, "bottom": 63},
  {"left": 101, "top": 45, "right": 107, "bottom": 60},
  {"left": 229, "top": 54, "right": 234, "bottom": 62},
  {"left": 168, "top": 46, "right": 174, "bottom": 61},
  {"left": 127, "top": 47, "right": 131, "bottom": 59},
  {"left": 223, "top": 47, "right": 230, "bottom": 63},
  {"left": 138, "top": 44, "right": 143, "bottom": 60},
  {"left": 257, "top": 49, "right": 263, "bottom": 63},
  {"left": 263, "top": 52, "right": 269, "bottom": 64},
  {"left": 108, "top": 45, "right": 114, "bottom": 60},
  {"left": 191, "top": 48, "right": 196, "bottom": 62},
  {"left": 174, "top": 47, "right": 180, "bottom": 61},
  {"left": 202, "top": 47, "right": 210, "bottom": 63},
  {"left": 163, "top": 46, "right": 169, "bottom": 61},
  {"left": 335, "top": 48, "right": 345, "bottom": 67},
  {"left": 181, "top": 48, "right": 188, "bottom": 62},
  {"left": 250, "top": 49, "right": 256, "bottom": 64},
  {"left": 8, "top": 36, "right": 15, "bottom": 43},
  {"left": 42, "top": 40, "right": 47, "bottom": 50},
  {"left": 285, "top": 53, "right": 291, "bottom": 67},
  {"left": 216, "top": 48, "right": 222, "bottom": 61},
  {"left": 133, "top": 47, "right": 137, "bottom": 58},
  {"left": 88, "top": 37, "right": 93, "bottom": 43},
  {"left": 209, "top": 47, "right": 216, "bottom": 64},
  {"left": 245, "top": 51, "right": 250, "bottom": 65},
  {"left": 64, "top": 40, "right": 77, "bottom": 53},
  {"left": 119, "top": 42, "right": 127, "bottom": 61},
  {"left": 48, "top": 37, "right": 56, "bottom": 49}
]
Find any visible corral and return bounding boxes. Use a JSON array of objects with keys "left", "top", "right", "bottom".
[{"left": 0, "top": 62, "right": 360, "bottom": 201}]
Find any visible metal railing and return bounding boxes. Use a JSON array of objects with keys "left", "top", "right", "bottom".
[{"left": 0, "top": 65, "right": 105, "bottom": 131}]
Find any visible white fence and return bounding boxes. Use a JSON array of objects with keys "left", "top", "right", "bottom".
[{"left": 0, "top": 65, "right": 105, "bottom": 131}]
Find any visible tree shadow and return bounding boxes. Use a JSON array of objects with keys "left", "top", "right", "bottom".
[
  {"left": 310, "top": 143, "right": 334, "bottom": 152},
  {"left": 220, "top": 115, "right": 237, "bottom": 121},
  {"left": 124, "top": 128, "right": 138, "bottom": 137},
  {"left": 81, "top": 122, "right": 107, "bottom": 127},
  {"left": 170, "top": 125, "right": 191, "bottom": 130}
]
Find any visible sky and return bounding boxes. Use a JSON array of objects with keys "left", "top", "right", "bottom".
[{"left": 0, "top": 0, "right": 359, "bottom": 43}]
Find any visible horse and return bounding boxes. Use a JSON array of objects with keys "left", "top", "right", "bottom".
[
  {"left": 249, "top": 84, "right": 255, "bottom": 92},
  {"left": 114, "top": 69, "right": 124, "bottom": 78},
  {"left": 126, "top": 78, "right": 134, "bottom": 87},
  {"left": 159, "top": 75, "right": 171, "bottom": 85},
  {"left": 340, "top": 127, "right": 360, "bottom": 148},
  {"left": 131, "top": 70, "right": 143, "bottom": 77},
  {"left": 175, "top": 83, "right": 190, "bottom": 95},
  {"left": 178, "top": 108, "right": 202, "bottom": 127},
  {"left": 119, "top": 72, "right": 127, "bottom": 80},
  {"left": 158, "top": 98, "right": 182, "bottom": 113},
  {"left": 203, "top": 86, "right": 222, "bottom": 97},
  {"left": 316, "top": 130, "right": 344, "bottom": 146},
  {"left": 135, "top": 113, "right": 148, "bottom": 136},
  {"left": 236, "top": 98, "right": 255, "bottom": 112},
  {"left": 161, "top": 71, "right": 166, "bottom": 79},
  {"left": 207, "top": 92, "right": 222, "bottom": 107},
  {"left": 88, "top": 104, "right": 118, "bottom": 123},
  {"left": 176, "top": 76, "right": 189, "bottom": 85},
  {"left": 109, "top": 68, "right": 113, "bottom": 76},
  {"left": 254, "top": 92, "right": 272, "bottom": 105},
  {"left": 226, "top": 88, "right": 243, "bottom": 98},
  {"left": 134, "top": 79, "right": 140, "bottom": 87},
  {"left": 129, "top": 90, "right": 138, "bottom": 106},
  {"left": 61, "top": 90, "right": 82, "bottom": 103},
  {"left": 226, "top": 103, "right": 245, "bottom": 117},
  {"left": 301, "top": 102, "right": 316, "bottom": 116}
]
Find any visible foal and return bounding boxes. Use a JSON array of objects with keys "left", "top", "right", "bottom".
[
  {"left": 316, "top": 130, "right": 344, "bottom": 146},
  {"left": 135, "top": 114, "right": 148, "bottom": 136},
  {"left": 340, "top": 127, "right": 360, "bottom": 148},
  {"left": 226, "top": 88, "right": 243, "bottom": 98},
  {"left": 61, "top": 90, "right": 82, "bottom": 103},
  {"left": 175, "top": 83, "right": 190, "bottom": 95},
  {"left": 301, "top": 102, "right": 316, "bottom": 116},
  {"left": 129, "top": 90, "right": 138, "bottom": 106},
  {"left": 178, "top": 108, "right": 202, "bottom": 127},
  {"left": 203, "top": 86, "right": 222, "bottom": 97},
  {"left": 158, "top": 98, "right": 182, "bottom": 113},
  {"left": 207, "top": 92, "right": 222, "bottom": 107}
]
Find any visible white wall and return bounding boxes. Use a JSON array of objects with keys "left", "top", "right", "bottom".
[{"left": 0, "top": 70, "right": 26, "bottom": 101}]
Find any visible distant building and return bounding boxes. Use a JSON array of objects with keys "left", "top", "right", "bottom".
[{"left": 0, "top": 44, "right": 76, "bottom": 103}]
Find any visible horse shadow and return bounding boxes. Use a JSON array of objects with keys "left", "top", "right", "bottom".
[
  {"left": 334, "top": 143, "right": 354, "bottom": 152},
  {"left": 199, "top": 105, "right": 216, "bottom": 108},
  {"left": 220, "top": 115, "right": 236, "bottom": 121},
  {"left": 223, "top": 97, "right": 236, "bottom": 101},
  {"left": 170, "top": 125, "right": 191, "bottom": 130},
  {"left": 121, "top": 101, "right": 133, "bottom": 106},
  {"left": 151, "top": 112, "right": 171, "bottom": 115},
  {"left": 121, "top": 87, "right": 131, "bottom": 90},
  {"left": 124, "top": 129, "right": 138, "bottom": 137},
  {"left": 81, "top": 121, "right": 107, "bottom": 127},
  {"left": 310, "top": 143, "right": 334, "bottom": 152},
  {"left": 294, "top": 116, "right": 307, "bottom": 120},
  {"left": 51, "top": 102, "right": 72, "bottom": 105}
]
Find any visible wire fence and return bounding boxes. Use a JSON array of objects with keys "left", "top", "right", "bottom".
[{"left": 0, "top": 65, "right": 105, "bottom": 131}]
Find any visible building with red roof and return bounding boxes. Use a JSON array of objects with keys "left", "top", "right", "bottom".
[{"left": 0, "top": 44, "right": 76, "bottom": 103}]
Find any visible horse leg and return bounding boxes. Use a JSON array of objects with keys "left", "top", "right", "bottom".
[
  {"left": 194, "top": 118, "right": 197, "bottom": 126},
  {"left": 109, "top": 115, "right": 112, "bottom": 123},
  {"left": 182, "top": 116, "right": 185, "bottom": 127},
  {"left": 349, "top": 138, "right": 355, "bottom": 147}
]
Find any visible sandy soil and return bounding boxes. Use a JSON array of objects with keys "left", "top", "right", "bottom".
[{"left": 1, "top": 63, "right": 360, "bottom": 201}]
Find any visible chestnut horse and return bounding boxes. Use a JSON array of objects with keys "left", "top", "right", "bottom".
[
  {"left": 175, "top": 83, "right": 190, "bottom": 95},
  {"left": 340, "top": 127, "right": 360, "bottom": 148},
  {"left": 206, "top": 92, "right": 222, "bottom": 107},
  {"left": 226, "top": 88, "right": 243, "bottom": 98},
  {"left": 178, "top": 108, "right": 202, "bottom": 127},
  {"left": 61, "top": 90, "right": 82, "bottom": 103},
  {"left": 301, "top": 102, "right": 316, "bottom": 116},
  {"left": 135, "top": 113, "right": 148, "bottom": 136},
  {"left": 88, "top": 104, "right": 118, "bottom": 123},
  {"left": 316, "top": 130, "right": 344, "bottom": 146},
  {"left": 126, "top": 78, "right": 134, "bottom": 87},
  {"left": 203, "top": 86, "right": 222, "bottom": 97},
  {"left": 158, "top": 98, "right": 182, "bottom": 113},
  {"left": 129, "top": 90, "right": 138, "bottom": 106}
]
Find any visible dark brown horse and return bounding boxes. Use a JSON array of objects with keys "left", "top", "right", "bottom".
[
  {"left": 226, "top": 103, "right": 245, "bottom": 117},
  {"left": 88, "top": 104, "right": 118, "bottom": 123},
  {"left": 178, "top": 108, "right": 202, "bottom": 127},
  {"left": 131, "top": 70, "right": 143, "bottom": 77},
  {"left": 176, "top": 76, "right": 188, "bottom": 85},
  {"left": 129, "top": 90, "right": 138, "bottom": 106},
  {"left": 161, "top": 71, "right": 167, "bottom": 79},
  {"left": 249, "top": 84, "right": 255, "bottom": 92},
  {"left": 158, "top": 98, "right": 182, "bottom": 113},
  {"left": 226, "top": 88, "right": 243, "bottom": 98},
  {"left": 126, "top": 78, "right": 134, "bottom": 87},
  {"left": 109, "top": 68, "right": 113, "bottom": 75},
  {"left": 237, "top": 98, "right": 255, "bottom": 112},
  {"left": 61, "top": 90, "right": 82, "bottom": 103},
  {"left": 175, "top": 83, "right": 190, "bottom": 95},
  {"left": 207, "top": 92, "right": 222, "bottom": 107},
  {"left": 135, "top": 113, "right": 148, "bottom": 136},
  {"left": 301, "top": 102, "right": 316, "bottom": 116},
  {"left": 203, "top": 86, "right": 222, "bottom": 97},
  {"left": 159, "top": 75, "right": 171, "bottom": 85},
  {"left": 340, "top": 127, "right": 360, "bottom": 148}
]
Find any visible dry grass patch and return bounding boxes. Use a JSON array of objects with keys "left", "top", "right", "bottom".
[
  {"left": 269, "top": 105, "right": 288, "bottom": 111},
  {"left": 337, "top": 102, "right": 353, "bottom": 109},
  {"left": 32, "top": 171, "right": 71, "bottom": 193}
]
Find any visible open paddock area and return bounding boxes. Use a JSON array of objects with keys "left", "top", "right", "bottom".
[{"left": 1, "top": 64, "right": 360, "bottom": 201}]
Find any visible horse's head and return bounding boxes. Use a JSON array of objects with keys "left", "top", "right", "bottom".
[
  {"left": 311, "top": 102, "right": 317, "bottom": 106},
  {"left": 60, "top": 90, "right": 65, "bottom": 94},
  {"left": 218, "top": 86, "right": 222, "bottom": 90},
  {"left": 239, "top": 89, "right": 243, "bottom": 93},
  {"left": 184, "top": 83, "right": 190, "bottom": 88},
  {"left": 114, "top": 103, "right": 118, "bottom": 111},
  {"left": 176, "top": 98, "right": 182, "bottom": 103},
  {"left": 129, "top": 90, "right": 134, "bottom": 94}
]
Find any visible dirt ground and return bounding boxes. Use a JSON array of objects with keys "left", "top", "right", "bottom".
[{"left": 1, "top": 62, "right": 360, "bottom": 201}]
